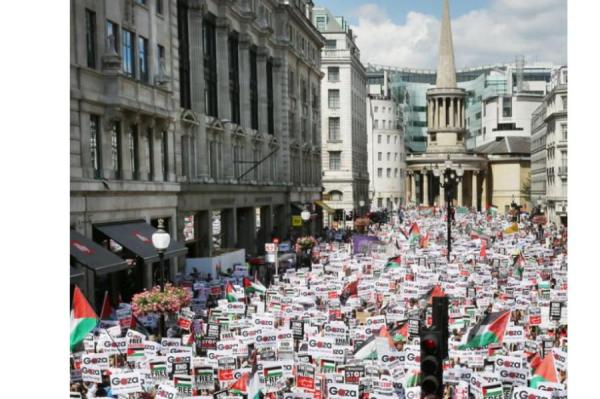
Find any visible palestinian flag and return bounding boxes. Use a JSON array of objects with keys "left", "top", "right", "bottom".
[
  {"left": 482, "top": 383, "right": 503, "bottom": 398},
  {"left": 470, "top": 229, "right": 491, "bottom": 243},
  {"left": 70, "top": 286, "right": 98, "bottom": 351},
  {"left": 340, "top": 279, "right": 359, "bottom": 305},
  {"left": 243, "top": 277, "right": 266, "bottom": 294},
  {"left": 409, "top": 222, "right": 420, "bottom": 236},
  {"left": 99, "top": 290, "right": 113, "bottom": 320},
  {"left": 320, "top": 359, "right": 336, "bottom": 372},
  {"left": 230, "top": 372, "right": 250, "bottom": 395},
  {"left": 530, "top": 353, "right": 559, "bottom": 388},
  {"left": 385, "top": 255, "right": 402, "bottom": 268},
  {"left": 247, "top": 372, "right": 262, "bottom": 399},
  {"left": 225, "top": 282, "right": 238, "bottom": 302},
  {"left": 459, "top": 311, "right": 511, "bottom": 349},
  {"left": 486, "top": 206, "right": 498, "bottom": 216},
  {"left": 404, "top": 369, "right": 421, "bottom": 388},
  {"left": 419, "top": 233, "right": 429, "bottom": 249},
  {"left": 399, "top": 227, "right": 409, "bottom": 240},
  {"left": 393, "top": 322, "right": 409, "bottom": 342},
  {"left": 526, "top": 351, "right": 543, "bottom": 371},
  {"left": 480, "top": 240, "right": 487, "bottom": 258},
  {"left": 264, "top": 366, "right": 283, "bottom": 379}
]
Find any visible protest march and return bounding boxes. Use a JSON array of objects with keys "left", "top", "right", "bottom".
[{"left": 69, "top": 206, "right": 568, "bottom": 399}]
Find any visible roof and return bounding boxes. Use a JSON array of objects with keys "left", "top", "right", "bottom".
[{"left": 475, "top": 136, "right": 530, "bottom": 155}]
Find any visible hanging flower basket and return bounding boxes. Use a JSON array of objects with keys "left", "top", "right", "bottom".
[
  {"left": 131, "top": 283, "right": 192, "bottom": 317},
  {"left": 296, "top": 236, "right": 317, "bottom": 252}
]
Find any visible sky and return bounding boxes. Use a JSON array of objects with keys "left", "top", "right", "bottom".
[{"left": 314, "top": 0, "right": 568, "bottom": 69}]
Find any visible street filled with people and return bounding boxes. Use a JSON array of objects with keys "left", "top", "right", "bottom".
[{"left": 70, "top": 206, "right": 568, "bottom": 399}]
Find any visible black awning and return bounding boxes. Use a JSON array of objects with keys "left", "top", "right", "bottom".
[
  {"left": 70, "top": 265, "right": 85, "bottom": 284},
  {"left": 70, "top": 230, "right": 129, "bottom": 275},
  {"left": 94, "top": 221, "right": 188, "bottom": 263}
]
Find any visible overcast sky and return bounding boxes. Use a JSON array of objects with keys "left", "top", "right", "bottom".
[{"left": 315, "top": 0, "right": 568, "bottom": 69}]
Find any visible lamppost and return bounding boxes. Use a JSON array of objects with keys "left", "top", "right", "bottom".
[
  {"left": 433, "top": 159, "right": 464, "bottom": 261},
  {"left": 359, "top": 200, "right": 365, "bottom": 217},
  {"left": 152, "top": 218, "right": 171, "bottom": 338},
  {"left": 301, "top": 209, "right": 311, "bottom": 236}
]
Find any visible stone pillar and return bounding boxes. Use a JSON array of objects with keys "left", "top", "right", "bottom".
[
  {"left": 410, "top": 172, "right": 417, "bottom": 203},
  {"left": 215, "top": 17, "right": 231, "bottom": 121},
  {"left": 259, "top": 205, "right": 273, "bottom": 254},
  {"left": 222, "top": 122, "right": 234, "bottom": 180},
  {"left": 457, "top": 178, "right": 463, "bottom": 206},
  {"left": 450, "top": 98, "right": 455, "bottom": 128},
  {"left": 472, "top": 171, "right": 478, "bottom": 209},
  {"left": 220, "top": 208, "right": 237, "bottom": 249},
  {"left": 198, "top": 210, "right": 213, "bottom": 258},
  {"left": 239, "top": 33, "right": 252, "bottom": 130},
  {"left": 437, "top": 98, "right": 442, "bottom": 129},
  {"left": 482, "top": 174, "right": 488, "bottom": 210},
  {"left": 237, "top": 207, "right": 256, "bottom": 256},
  {"left": 257, "top": 47, "right": 269, "bottom": 135},
  {"left": 423, "top": 171, "right": 429, "bottom": 206}
]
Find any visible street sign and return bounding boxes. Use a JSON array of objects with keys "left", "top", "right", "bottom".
[
  {"left": 265, "top": 243, "right": 277, "bottom": 253},
  {"left": 292, "top": 215, "right": 303, "bottom": 227}
]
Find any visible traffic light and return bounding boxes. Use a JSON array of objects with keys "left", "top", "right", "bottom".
[{"left": 420, "top": 327, "right": 443, "bottom": 397}]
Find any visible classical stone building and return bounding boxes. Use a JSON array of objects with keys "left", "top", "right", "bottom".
[
  {"left": 313, "top": 7, "right": 369, "bottom": 223},
  {"left": 531, "top": 66, "right": 568, "bottom": 225},
  {"left": 70, "top": 0, "right": 324, "bottom": 306},
  {"left": 366, "top": 70, "right": 406, "bottom": 211},
  {"left": 405, "top": 0, "right": 488, "bottom": 209}
]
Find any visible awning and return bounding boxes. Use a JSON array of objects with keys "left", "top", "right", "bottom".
[
  {"left": 70, "top": 265, "right": 85, "bottom": 284},
  {"left": 94, "top": 221, "right": 188, "bottom": 263},
  {"left": 70, "top": 230, "right": 129, "bottom": 275},
  {"left": 315, "top": 200, "right": 335, "bottom": 214}
]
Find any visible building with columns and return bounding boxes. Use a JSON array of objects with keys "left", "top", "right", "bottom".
[
  {"left": 70, "top": 0, "right": 324, "bottom": 307},
  {"left": 313, "top": 7, "right": 369, "bottom": 223},
  {"left": 405, "top": 0, "right": 488, "bottom": 210},
  {"left": 366, "top": 70, "right": 406, "bottom": 211}
]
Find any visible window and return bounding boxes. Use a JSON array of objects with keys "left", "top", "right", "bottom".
[
  {"left": 377, "top": 135, "right": 381, "bottom": 144},
  {"left": 394, "top": 136, "right": 398, "bottom": 144},
  {"left": 85, "top": 9, "right": 97, "bottom": 68},
  {"left": 147, "top": 128, "right": 154, "bottom": 180},
  {"left": 111, "top": 122, "right": 122, "bottom": 179},
  {"left": 161, "top": 131, "right": 168, "bottom": 181},
  {"left": 377, "top": 152, "right": 382, "bottom": 161},
  {"left": 203, "top": 17, "right": 218, "bottom": 117},
  {"left": 562, "top": 96, "right": 567, "bottom": 111},
  {"left": 250, "top": 46, "right": 259, "bottom": 129},
  {"left": 138, "top": 36, "right": 149, "bottom": 82},
  {"left": 387, "top": 135, "right": 390, "bottom": 144},
  {"left": 106, "top": 21, "right": 119, "bottom": 54},
  {"left": 229, "top": 33, "right": 240, "bottom": 124},
  {"left": 387, "top": 152, "right": 391, "bottom": 161},
  {"left": 374, "top": 106, "right": 378, "bottom": 113},
  {"left": 502, "top": 97, "right": 512, "bottom": 117},
  {"left": 328, "top": 117, "right": 340, "bottom": 141},
  {"left": 316, "top": 15, "right": 327, "bottom": 30},
  {"left": 329, "top": 151, "right": 341, "bottom": 170},
  {"left": 475, "top": 111, "right": 482, "bottom": 120},
  {"left": 328, "top": 67, "right": 339, "bottom": 82},
  {"left": 394, "top": 153, "right": 398, "bottom": 161},
  {"left": 136, "top": 0, "right": 147, "bottom": 4},
  {"left": 90, "top": 115, "right": 101, "bottom": 179},
  {"left": 122, "top": 30, "right": 135, "bottom": 77},
  {"left": 177, "top": 1, "right": 191, "bottom": 108},
  {"left": 288, "top": 69, "right": 295, "bottom": 96},
  {"left": 330, "top": 191, "right": 343, "bottom": 201},
  {"left": 156, "top": 44, "right": 166, "bottom": 81},
  {"left": 561, "top": 123, "right": 567, "bottom": 140},
  {"left": 394, "top": 168, "right": 398, "bottom": 178},
  {"left": 377, "top": 198, "right": 383, "bottom": 208},
  {"left": 386, "top": 168, "right": 391, "bottom": 178},
  {"left": 267, "top": 58, "right": 274, "bottom": 135},
  {"left": 325, "top": 40, "right": 336, "bottom": 49},
  {"left": 328, "top": 89, "right": 339, "bottom": 109},
  {"left": 128, "top": 124, "right": 139, "bottom": 179},
  {"left": 377, "top": 168, "right": 382, "bottom": 178},
  {"left": 156, "top": 0, "right": 163, "bottom": 14}
]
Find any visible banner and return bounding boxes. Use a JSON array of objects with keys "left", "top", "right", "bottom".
[
  {"left": 110, "top": 371, "right": 143, "bottom": 395},
  {"left": 327, "top": 383, "right": 360, "bottom": 399},
  {"left": 194, "top": 366, "right": 215, "bottom": 390},
  {"left": 510, "top": 387, "right": 552, "bottom": 399}
]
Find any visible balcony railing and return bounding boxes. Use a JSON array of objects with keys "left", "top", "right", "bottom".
[{"left": 558, "top": 166, "right": 568, "bottom": 176}]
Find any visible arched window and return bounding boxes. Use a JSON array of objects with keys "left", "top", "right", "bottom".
[{"left": 330, "top": 191, "right": 343, "bottom": 201}]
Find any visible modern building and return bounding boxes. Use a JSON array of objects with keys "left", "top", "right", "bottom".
[
  {"left": 368, "top": 62, "right": 554, "bottom": 153},
  {"left": 366, "top": 70, "right": 406, "bottom": 211},
  {"left": 313, "top": 7, "right": 369, "bottom": 224},
  {"left": 405, "top": 0, "right": 488, "bottom": 210},
  {"left": 70, "top": 0, "right": 325, "bottom": 307},
  {"left": 531, "top": 66, "right": 568, "bottom": 225}
]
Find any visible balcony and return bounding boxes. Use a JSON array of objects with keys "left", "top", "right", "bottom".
[{"left": 558, "top": 166, "right": 568, "bottom": 178}]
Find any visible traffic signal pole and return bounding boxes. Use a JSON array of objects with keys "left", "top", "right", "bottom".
[{"left": 420, "top": 296, "right": 449, "bottom": 398}]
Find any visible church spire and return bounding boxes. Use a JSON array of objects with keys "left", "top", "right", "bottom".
[{"left": 435, "top": 0, "right": 457, "bottom": 88}]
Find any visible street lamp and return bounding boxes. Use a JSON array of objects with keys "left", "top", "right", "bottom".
[
  {"left": 301, "top": 209, "right": 311, "bottom": 236},
  {"left": 359, "top": 200, "right": 365, "bottom": 217},
  {"left": 152, "top": 218, "right": 170, "bottom": 337},
  {"left": 433, "top": 158, "right": 464, "bottom": 261}
]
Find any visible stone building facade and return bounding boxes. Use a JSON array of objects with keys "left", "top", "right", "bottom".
[
  {"left": 70, "top": 0, "right": 324, "bottom": 305},
  {"left": 313, "top": 7, "right": 368, "bottom": 223}
]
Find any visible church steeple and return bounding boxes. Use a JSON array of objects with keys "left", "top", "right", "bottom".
[{"left": 435, "top": 0, "right": 457, "bottom": 88}]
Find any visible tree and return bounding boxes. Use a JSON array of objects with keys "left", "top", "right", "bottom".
[{"left": 520, "top": 176, "right": 531, "bottom": 203}]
